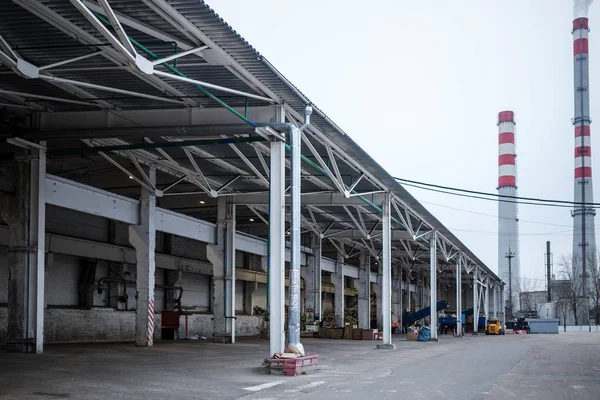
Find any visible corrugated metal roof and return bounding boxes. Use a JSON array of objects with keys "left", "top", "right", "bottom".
[{"left": 0, "top": 0, "right": 498, "bottom": 280}]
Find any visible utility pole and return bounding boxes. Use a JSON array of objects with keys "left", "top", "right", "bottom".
[{"left": 506, "top": 247, "right": 516, "bottom": 320}]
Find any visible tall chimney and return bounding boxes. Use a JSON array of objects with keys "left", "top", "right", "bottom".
[
  {"left": 572, "top": 17, "right": 596, "bottom": 311},
  {"left": 498, "top": 111, "right": 521, "bottom": 312},
  {"left": 546, "top": 241, "right": 552, "bottom": 303}
]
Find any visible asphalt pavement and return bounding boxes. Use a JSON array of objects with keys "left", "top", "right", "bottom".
[{"left": 1, "top": 333, "right": 598, "bottom": 400}]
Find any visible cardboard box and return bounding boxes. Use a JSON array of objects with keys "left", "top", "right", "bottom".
[
  {"left": 406, "top": 331, "right": 419, "bottom": 341},
  {"left": 353, "top": 328, "right": 363, "bottom": 340},
  {"left": 362, "top": 329, "right": 378, "bottom": 340}
]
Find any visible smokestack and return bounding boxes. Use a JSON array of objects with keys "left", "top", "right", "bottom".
[
  {"left": 497, "top": 111, "right": 520, "bottom": 311},
  {"left": 546, "top": 241, "right": 552, "bottom": 303},
  {"left": 572, "top": 14, "right": 596, "bottom": 308}
]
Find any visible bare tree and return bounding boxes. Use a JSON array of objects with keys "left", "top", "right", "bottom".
[
  {"left": 587, "top": 251, "right": 600, "bottom": 324},
  {"left": 558, "top": 255, "right": 584, "bottom": 326},
  {"left": 519, "top": 278, "right": 541, "bottom": 316}
]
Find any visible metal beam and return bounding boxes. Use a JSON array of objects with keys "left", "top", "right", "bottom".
[{"left": 230, "top": 191, "right": 384, "bottom": 206}]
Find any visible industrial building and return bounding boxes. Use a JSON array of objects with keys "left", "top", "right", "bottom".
[{"left": 0, "top": 0, "right": 504, "bottom": 357}]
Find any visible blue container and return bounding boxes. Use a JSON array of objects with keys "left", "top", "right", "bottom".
[{"left": 418, "top": 326, "right": 431, "bottom": 341}]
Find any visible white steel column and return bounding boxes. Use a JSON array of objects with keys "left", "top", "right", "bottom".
[
  {"left": 430, "top": 231, "right": 438, "bottom": 340},
  {"left": 357, "top": 252, "right": 371, "bottom": 329},
  {"left": 499, "top": 284, "right": 505, "bottom": 326},
  {"left": 377, "top": 192, "right": 394, "bottom": 349},
  {"left": 472, "top": 268, "right": 479, "bottom": 335},
  {"left": 287, "top": 125, "right": 302, "bottom": 353},
  {"left": 31, "top": 144, "right": 46, "bottom": 353},
  {"left": 493, "top": 284, "right": 498, "bottom": 318},
  {"left": 456, "top": 255, "right": 462, "bottom": 337},
  {"left": 268, "top": 139, "right": 285, "bottom": 356},
  {"left": 302, "top": 233, "right": 321, "bottom": 324},
  {"left": 333, "top": 252, "right": 345, "bottom": 328},
  {"left": 484, "top": 277, "right": 490, "bottom": 323},
  {"left": 129, "top": 166, "right": 156, "bottom": 347},
  {"left": 225, "top": 199, "right": 236, "bottom": 342},
  {"left": 314, "top": 236, "right": 322, "bottom": 322},
  {"left": 207, "top": 197, "right": 236, "bottom": 343},
  {"left": 391, "top": 266, "right": 400, "bottom": 323},
  {"left": 399, "top": 267, "right": 403, "bottom": 329},
  {"left": 374, "top": 274, "right": 383, "bottom": 330}
]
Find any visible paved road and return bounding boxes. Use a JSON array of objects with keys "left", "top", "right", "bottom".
[
  {"left": 1, "top": 334, "right": 599, "bottom": 399},
  {"left": 239, "top": 334, "right": 600, "bottom": 400}
]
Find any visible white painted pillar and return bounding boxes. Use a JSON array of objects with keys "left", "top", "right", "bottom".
[
  {"left": 430, "top": 231, "right": 438, "bottom": 340},
  {"left": 374, "top": 274, "right": 383, "bottom": 330},
  {"left": 129, "top": 166, "right": 157, "bottom": 347},
  {"left": 456, "top": 256, "right": 462, "bottom": 337},
  {"left": 207, "top": 197, "right": 236, "bottom": 343},
  {"left": 302, "top": 233, "right": 321, "bottom": 323},
  {"left": 484, "top": 278, "right": 490, "bottom": 323},
  {"left": 391, "top": 266, "right": 400, "bottom": 321},
  {"left": 472, "top": 268, "right": 478, "bottom": 335},
  {"left": 357, "top": 252, "right": 371, "bottom": 329},
  {"left": 224, "top": 200, "right": 236, "bottom": 342},
  {"left": 399, "top": 267, "right": 403, "bottom": 329},
  {"left": 378, "top": 192, "right": 393, "bottom": 348},
  {"left": 31, "top": 144, "right": 46, "bottom": 353},
  {"left": 493, "top": 283, "right": 498, "bottom": 318},
  {"left": 333, "top": 252, "right": 345, "bottom": 327},
  {"left": 268, "top": 139, "right": 285, "bottom": 356}
]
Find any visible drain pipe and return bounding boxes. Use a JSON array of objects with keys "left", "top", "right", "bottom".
[{"left": 286, "top": 105, "right": 312, "bottom": 356}]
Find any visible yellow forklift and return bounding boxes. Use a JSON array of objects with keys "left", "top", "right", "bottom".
[{"left": 485, "top": 318, "right": 504, "bottom": 335}]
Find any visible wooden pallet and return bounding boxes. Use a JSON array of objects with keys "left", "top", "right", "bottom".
[{"left": 265, "top": 355, "right": 319, "bottom": 376}]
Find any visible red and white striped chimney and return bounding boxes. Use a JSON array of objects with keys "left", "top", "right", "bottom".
[
  {"left": 498, "top": 111, "right": 516, "bottom": 189},
  {"left": 497, "top": 110, "right": 520, "bottom": 311},
  {"left": 572, "top": 15, "right": 596, "bottom": 304}
]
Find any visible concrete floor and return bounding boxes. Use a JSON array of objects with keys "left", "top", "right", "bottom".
[{"left": 1, "top": 333, "right": 599, "bottom": 400}]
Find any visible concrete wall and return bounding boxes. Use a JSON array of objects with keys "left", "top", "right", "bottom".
[
  {"left": 0, "top": 203, "right": 261, "bottom": 344},
  {"left": 0, "top": 308, "right": 259, "bottom": 343}
]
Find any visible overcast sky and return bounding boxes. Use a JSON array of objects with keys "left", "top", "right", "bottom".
[{"left": 206, "top": 0, "right": 600, "bottom": 287}]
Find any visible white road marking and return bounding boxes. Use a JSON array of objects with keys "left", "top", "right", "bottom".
[
  {"left": 243, "top": 381, "right": 285, "bottom": 392},
  {"left": 318, "top": 370, "right": 363, "bottom": 375},
  {"left": 495, "top": 385, "right": 517, "bottom": 397},
  {"left": 284, "top": 380, "right": 326, "bottom": 392}
]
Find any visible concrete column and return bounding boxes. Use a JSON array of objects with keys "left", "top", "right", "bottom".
[
  {"left": 456, "top": 256, "right": 462, "bottom": 337},
  {"left": 430, "top": 231, "right": 438, "bottom": 341},
  {"left": 129, "top": 166, "right": 156, "bottom": 347},
  {"left": 302, "top": 233, "right": 321, "bottom": 323},
  {"left": 378, "top": 192, "right": 394, "bottom": 349},
  {"left": 163, "top": 234, "right": 183, "bottom": 312},
  {"left": 333, "top": 252, "right": 345, "bottom": 327},
  {"left": 165, "top": 270, "right": 183, "bottom": 311},
  {"left": 244, "top": 281, "right": 255, "bottom": 315},
  {"left": 268, "top": 139, "right": 285, "bottom": 356},
  {"left": 357, "top": 252, "right": 371, "bottom": 329},
  {"left": 0, "top": 146, "right": 46, "bottom": 353},
  {"left": 207, "top": 197, "right": 236, "bottom": 343}
]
